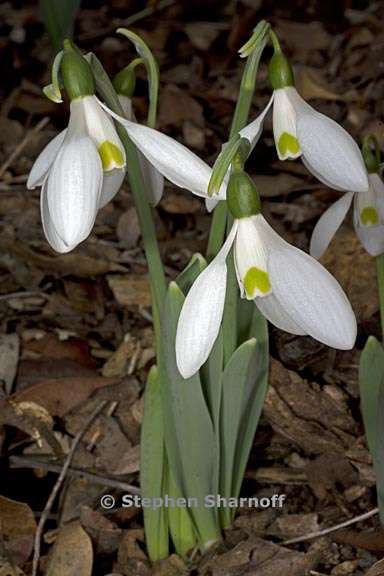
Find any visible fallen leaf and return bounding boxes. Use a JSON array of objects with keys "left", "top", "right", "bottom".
[
  {"left": 107, "top": 275, "right": 152, "bottom": 307},
  {"left": 46, "top": 522, "right": 93, "bottom": 576},
  {"left": 80, "top": 506, "right": 122, "bottom": 555},
  {"left": 365, "top": 558, "right": 384, "bottom": 576},
  {"left": 0, "top": 333, "right": 19, "bottom": 394},
  {"left": 0, "top": 496, "right": 36, "bottom": 566},
  {"left": 158, "top": 84, "right": 204, "bottom": 129},
  {"left": 101, "top": 336, "right": 137, "bottom": 378}
]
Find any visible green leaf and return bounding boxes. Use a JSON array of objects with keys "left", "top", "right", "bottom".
[
  {"left": 176, "top": 253, "right": 207, "bottom": 295},
  {"left": 160, "top": 282, "right": 221, "bottom": 549},
  {"left": 167, "top": 468, "right": 197, "bottom": 557},
  {"left": 39, "top": 0, "right": 81, "bottom": 51},
  {"left": 219, "top": 338, "right": 260, "bottom": 528},
  {"left": 140, "top": 366, "right": 169, "bottom": 561},
  {"left": 208, "top": 135, "right": 251, "bottom": 197},
  {"left": 359, "top": 336, "right": 384, "bottom": 523},
  {"left": 232, "top": 307, "right": 268, "bottom": 500},
  {"left": 359, "top": 336, "right": 384, "bottom": 457}
]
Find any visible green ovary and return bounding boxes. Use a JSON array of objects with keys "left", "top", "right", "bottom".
[
  {"left": 360, "top": 206, "right": 379, "bottom": 227},
  {"left": 278, "top": 132, "right": 300, "bottom": 157},
  {"left": 98, "top": 141, "right": 125, "bottom": 171},
  {"left": 244, "top": 267, "right": 271, "bottom": 297}
]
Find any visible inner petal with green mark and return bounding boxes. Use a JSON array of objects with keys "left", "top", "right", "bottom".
[
  {"left": 243, "top": 266, "right": 271, "bottom": 298},
  {"left": 360, "top": 206, "right": 379, "bottom": 227},
  {"left": 98, "top": 141, "right": 125, "bottom": 171},
  {"left": 278, "top": 132, "right": 301, "bottom": 158}
]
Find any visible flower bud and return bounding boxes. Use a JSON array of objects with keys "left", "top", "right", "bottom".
[
  {"left": 362, "top": 136, "right": 380, "bottom": 174},
  {"left": 268, "top": 52, "right": 294, "bottom": 90},
  {"left": 227, "top": 171, "right": 261, "bottom": 219},
  {"left": 113, "top": 65, "right": 136, "bottom": 99},
  {"left": 61, "top": 40, "right": 94, "bottom": 101}
]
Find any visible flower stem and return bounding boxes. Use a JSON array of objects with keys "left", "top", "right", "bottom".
[{"left": 376, "top": 254, "right": 384, "bottom": 342}]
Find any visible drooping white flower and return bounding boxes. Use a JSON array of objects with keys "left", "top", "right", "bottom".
[
  {"left": 240, "top": 52, "right": 369, "bottom": 194},
  {"left": 176, "top": 208, "right": 356, "bottom": 378},
  {"left": 28, "top": 95, "right": 126, "bottom": 253},
  {"left": 310, "top": 172, "right": 384, "bottom": 258}
]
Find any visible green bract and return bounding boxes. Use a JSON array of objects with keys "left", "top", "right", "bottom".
[
  {"left": 268, "top": 52, "right": 294, "bottom": 90},
  {"left": 227, "top": 171, "right": 261, "bottom": 219},
  {"left": 61, "top": 42, "right": 94, "bottom": 101},
  {"left": 113, "top": 64, "right": 137, "bottom": 99}
]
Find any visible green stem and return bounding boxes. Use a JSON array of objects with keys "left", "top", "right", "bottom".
[
  {"left": 210, "top": 40, "right": 266, "bottom": 362},
  {"left": 376, "top": 254, "right": 384, "bottom": 342}
]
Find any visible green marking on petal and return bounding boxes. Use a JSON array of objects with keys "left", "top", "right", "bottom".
[
  {"left": 98, "top": 141, "right": 125, "bottom": 171},
  {"left": 360, "top": 206, "right": 379, "bottom": 227},
  {"left": 277, "top": 132, "right": 300, "bottom": 158},
  {"left": 243, "top": 267, "right": 271, "bottom": 297}
]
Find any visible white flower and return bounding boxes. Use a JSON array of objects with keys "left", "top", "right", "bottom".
[
  {"left": 176, "top": 214, "right": 357, "bottom": 378},
  {"left": 310, "top": 173, "right": 384, "bottom": 258},
  {"left": 241, "top": 86, "right": 369, "bottom": 194},
  {"left": 28, "top": 95, "right": 126, "bottom": 253}
]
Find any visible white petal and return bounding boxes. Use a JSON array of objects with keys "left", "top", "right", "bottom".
[
  {"left": 268, "top": 243, "right": 357, "bottom": 349},
  {"left": 118, "top": 95, "right": 133, "bottom": 118},
  {"left": 175, "top": 222, "right": 238, "bottom": 378},
  {"left": 205, "top": 196, "right": 220, "bottom": 212},
  {"left": 79, "top": 96, "right": 126, "bottom": 170},
  {"left": 310, "top": 192, "right": 354, "bottom": 259},
  {"left": 239, "top": 94, "right": 273, "bottom": 151},
  {"left": 46, "top": 133, "right": 103, "bottom": 249},
  {"left": 40, "top": 179, "right": 72, "bottom": 253},
  {"left": 234, "top": 216, "right": 270, "bottom": 299},
  {"left": 98, "top": 99, "right": 224, "bottom": 200},
  {"left": 272, "top": 87, "right": 301, "bottom": 160},
  {"left": 294, "top": 94, "right": 369, "bottom": 192},
  {"left": 255, "top": 293, "right": 306, "bottom": 335},
  {"left": 370, "top": 173, "right": 384, "bottom": 221},
  {"left": 99, "top": 169, "right": 126, "bottom": 209},
  {"left": 27, "top": 130, "right": 66, "bottom": 189},
  {"left": 138, "top": 152, "right": 164, "bottom": 206},
  {"left": 301, "top": 156, "right": 346, "bottom": 191}
]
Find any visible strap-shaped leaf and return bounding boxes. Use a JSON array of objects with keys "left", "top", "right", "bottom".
[
  {"left": 176, "top": 253, "right": 207, "bottom": 295},
  {"left": 140, "top": 366, "right": 169, "bottom": 561},
  {"left": 167, "top": 468, "right": 197, "bottom": 557},
  {"left": 160, "top": 282, "right": 221, "bottom": 548},
  {"left": 219, "top": 337, "right": 260, "bottom": 527}
]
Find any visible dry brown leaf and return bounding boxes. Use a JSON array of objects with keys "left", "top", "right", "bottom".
[
  {"left": 10, "top": 375, "right": 120, "bottom": 418},
  {"left": 255, "top": 173, "right": 307, "bottom": 198},
  {"left": 158, "top": 84, "right": 204, "bottom": 128},
  {"left": 0, "top": 562, "right": 26, "bottom": 576},
  {"left": 107, "top": 275, "right": 152, "bottom": 307},
  {"left": 184, "top": 21, "right": 226, "bottom": 51},
  {"left": 160, "top": 192, "right": 201, "bottom": 214},
  {"left": 365, "top": 558, "right": 384, "bottom": 576},
  {"left": 0, "top": 333, "right": 19, "bottom": 394},
  {"left": 80, "top": 506, "right": 122, "bottom": 555},
  {"left": 0, "top": 496, "right": 36, "bottom": 566},
  {"left": 101, "top": 336, "right": 137, "bottom": 378},
  {"left": 268, "top": 513, "right": 319, "bottom": 540},
  {"left": 46, "top": 522, "right": 93, "bottom": 576},
  {"left": 321, "top": 227, "right": 378, "bottom": 324},
  {"left": 296, "top": 67, "right": 348, "bottom": 102}
]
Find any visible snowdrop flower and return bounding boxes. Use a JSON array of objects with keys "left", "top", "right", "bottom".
[
  {"left": 242, "top": 49, "right": 369, "bottom": 194},
  {"left": 176, "top": 171, "right": 357, "bottom": 378},
  {"left": 310, "top": 140, "right": 384, "bottom": 258},
  {"left": 28, "top": 48, "right": 126, "bottom": 253}
]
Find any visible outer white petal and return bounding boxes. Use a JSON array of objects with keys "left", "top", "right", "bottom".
[
  {"left": 118, "top": 95, "right": 133, "bottom": 118},
  {"left": 79, "top": 96, "right": 126, "bottom": 169},
  {"left": 99, "top": 169, "right": 126, "bottom": 209},
  {"left": 255, "top": 293, "right": 306, "bottom": 335},
  {"left": 40, "top": 178, "right": 72, "bottom": 253},
  {"left": 138, "top": 152, "right": 164, "bottom": 206},
  {"left": 309, "top": 192, "right": 354, "bottom": 259},
  {"left": 293, "top": 92, "right": 369, "bottom": 193},
  {"left": 98, "top": 99, "right": 221, "bottom": 199},
  {"left": 176, "top": 222, "right": 238, "bottom": 378},
  {"left": 27, "top": 130, "right": 66, "bottom": 189},
  {"left": 239, "top": 94, "right": 273, "bottom": 151},
  {"left": 46, "top": 132, "right": 103, "bottom": 249},
  {"left": 272, "top": 87, "right": 301, "bottom": 160},
  {"left": 370, "top": 173, "right": 384, "bottom": 221},
  {"left": 267, "top": 242, "right": 357, "bottom": 349}
]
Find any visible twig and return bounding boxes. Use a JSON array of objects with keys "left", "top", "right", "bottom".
[
  {"left": 282, "top": 507, "right": 379, "bottom": 545},
  {"left": 31, "top": 401, "right": 108, "bottom": 576},
  {"left": 78, "top": 0, "right": 176, "bottom": 41},
  {"left": 0, "top": 117, "right": 49, "bottom": 180},
  {"left": 9, "top": 455, "right": 140, "bottom": 494}
]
